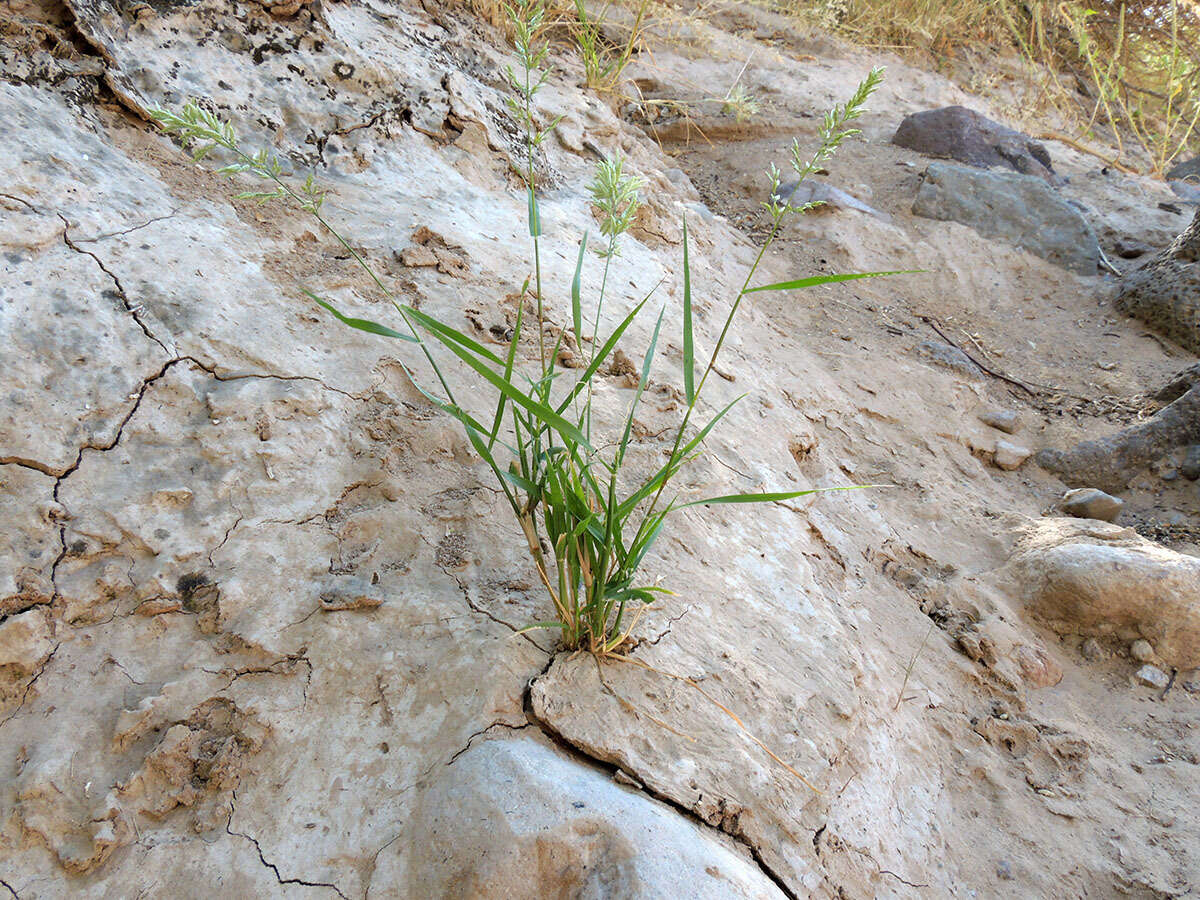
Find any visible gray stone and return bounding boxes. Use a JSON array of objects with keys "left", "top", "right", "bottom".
[
  {"left": 1134, "top": 664, "right": 1170, "bottom": 690},
  {"left": 1130, "top": 639, "right": 1155, "bottom": 663},
  {"left": 892, "top": 106, "right": 1055, "bottom": 180},
  {"left": 1169, "top": 180, "right": 1200, "bottom": 203},
  {"left": 1080, "top": 638, "right": 1106, "bottom": 661},
  {"left": 1061, "top": 488, "right": 1123, "bottom": 523},
  {"left": 993, "top": 440, "right": 1032, "bottom": 471},
  {"left": 917, "top": 339, "right": 982, "bottom": 378},
  {"left": 1166, "top": 156, "right": 1200, "bottom": 183},
  {"left": 1181, "top": 445, "right": 1200, "bottom": 480},
  {"left": 1183, "top": 669, "right": 1200, "bottom": 693},
  {"left": 979, "top": 409, "right": 1021, "bottom": 434},
  {"left": 913, "top": 163, "right": 1099, "bottom": 274}
]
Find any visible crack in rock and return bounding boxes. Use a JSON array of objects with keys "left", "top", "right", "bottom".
[
  {"left": 444, "top": 720, "right": 531, "bottom": 767},
  {"left": 76, "top": 210, "right": 180, "bottom": 243},
  {"left": 58, "top": 212, "right": 173, "bottom": 356},
  {"left": 525, "top": 657, "right": 799, "bottom": 900},
  {"left": 0, "top": 643, "right": 60, "bottom": 729},
  {"left": 420, "top": 534, "right": 548, "bottom": 652},
  {"left": 226, "top": 794, "right": 348, "bottom": 898}
]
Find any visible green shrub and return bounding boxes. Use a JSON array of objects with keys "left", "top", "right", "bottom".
[{"left": 151, "top": 1, "right": 899, "bottom": 654}]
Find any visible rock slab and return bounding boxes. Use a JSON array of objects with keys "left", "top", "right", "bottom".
[{"left": 913, "top": 162, "right": 1100, "bottom": 274}]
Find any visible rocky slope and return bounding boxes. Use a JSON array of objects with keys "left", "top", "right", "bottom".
[{"left": 1, "top": 0, "right": 1198, "bottom": 897}]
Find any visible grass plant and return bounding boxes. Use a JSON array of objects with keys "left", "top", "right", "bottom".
[
  {"left": 151, "top": 1, "right": 899, "bottom": 655},
  {"left": 570, "top": 0, "right": 648, "bottom": 92}
]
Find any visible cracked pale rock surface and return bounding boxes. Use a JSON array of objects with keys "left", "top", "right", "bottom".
[{"left": 2, "top": 0, "right": 1198, "bottom": 898}]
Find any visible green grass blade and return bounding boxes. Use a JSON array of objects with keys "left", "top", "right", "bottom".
[
  {"left": 404, "top": 305, "right": 506, "bottom": 366},
  {"left": 500, "top": 467, "right": 540, "bottom": 495},
  {"left": 304, "top": 289, "right": 417, "bottom": 342},
  {"left": 682, "top": 218, "right": 695, "bottom": 405},
  {"left": 677, "top": 484, "right": 874, "bottom": 509},
  {"left": 488, "top": 280, "right": 527, "bottom": 451},
  {"left": 409, "top": 308, "right": 594, "bottom": 451},
  {"left": 554, "top": 293, "right": 652, "bottom": 415},
  {"left": 615, "top": 305, "right": 665, "bottom": 466},
  {"left": 571, "top": 233, "right": 587, "bottom": 345},
  {"left": 745, "top": 270, "right": 920, "bottom": 294},
  {"left": 617, "top": 396, "right": 743, "bottom": 518}
]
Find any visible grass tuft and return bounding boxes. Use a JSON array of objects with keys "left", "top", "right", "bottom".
[{"left": 150, "top": 9, "right": 901, "bottom": 654}]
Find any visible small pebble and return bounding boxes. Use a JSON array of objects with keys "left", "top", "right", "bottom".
[
  {"left": 978, "top": 408, "right": 1020, "bottom": 434},
  {"left": 1130, "top": 639, "right": 1155, "bottom": 663},
  {"left": 1080, "top": 638, "right": 1106, "bottom": 661},
  {"left": 993, "top": 440, "right": 1032, "bottom": 471},
  {"left": 1182, "top": 670, "right": 1200, "bottom": 694},
  {"left": 1061, "top": 488, "right": 1123, "bottom": 523},
  {"left": 996, "top": 860, "right": 1013, "bottom": 880},
  {"left": 1134, "top": 664, "right": 1170, "bottom": 690}
]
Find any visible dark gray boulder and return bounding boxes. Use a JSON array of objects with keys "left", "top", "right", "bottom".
[
  {"left": 1114, "top": 207, "right": 1200, "bottom": 352},
  {"left": 912, "top": 162, "right": 1099, "bottom": 274},
  {"left": 893, "top": 106, "right": 1055, "bottom": 180}
]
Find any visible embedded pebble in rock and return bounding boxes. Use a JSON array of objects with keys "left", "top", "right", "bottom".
[
  {"left": 1180, "top": 445, "right": 1200, "bottom": 480},
  {"left": 387, "top": 734, "right": 786, "bottom": 899},
  {"left": 979, "top": 408, "right": 1021, "bottom": 434},
  {"left": 1130, "top": 639, "right": 1156, "bottom": 663},
  {"left": 1135, "top": 665, "right": 1170, "bottom": 690},
  {"left": 993, "top": 440, "right": 1032, "bottom": 471},
  {"left": 1060, "top": 488, "right": 1124, "bottom": 523}
]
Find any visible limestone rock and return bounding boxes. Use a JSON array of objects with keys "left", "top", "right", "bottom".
[
  {"left": 955, "top": 613, "right": 1062, "bottom": 689},
  {"left": 1002, "top": 518, "right": 1200, "bottom": 668},
  {"left": 1060, "top": 488, "right": 1123, "bottom": 523},
  {"left": 772, "top": 180, "right": 891, "bottom": 222},
  {"left": 1134, "top": 665, "right": 1169, "bottom": 690},
  {"left": 979, "top": 408, "right": 1020, "bottom": 434},
  {"left": 392, "top": 734, "right": 786, "bottom": 899},
  {"left": 893, "top": 106, "right": 1055, "bottom": 180},
  {"left": 0, "top": 608, "right": 54, "bottom": 674},
  {"left": 913, "top": 162, "right": 1100, "bottom": 274},
  {"left": 993, "top": 440, "right": 1032, "bottom": 471}
]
